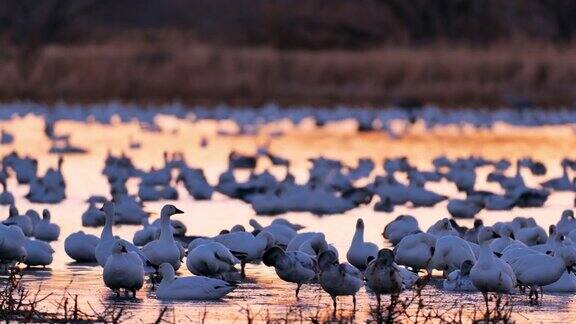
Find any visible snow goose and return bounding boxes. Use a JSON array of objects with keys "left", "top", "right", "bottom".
[
  {"left": 262, "top": 246, "right": 317, "bottom": 298},
  {"left": 81, "top": 200, "right": 106, "bottom": 227},
  {"left": 463, "top": 219, "right": 484, "bottom": 244},
  {"left": 489, "top": 225, "right": 517, "bottom": 256},
  {"left": 394, "top": 231, "right": 436, "bottom": 272},
  {"left": 186, "top": 241, "right": 238, "bottom": 277},
  {"left": 33, "top": 209, "right": 60, "bottom": 242},
  {"left": 297, "top": 233, "right": 338, "bottom": 259},
  {"left": 511, "top": 246, "right": 576, "bottom": 303},
  {"left": 426, "top": 218, "right": 460, "bottom": 238},
  {"left": 142, "top": 204, "right": 184, "bottom": 270},
  {"left": 0, "top": 223, "right": 27, "bottom": 267},
  {"left": 249, "top": 218, "right": 297, "bottom": 247},
  {"left": 447, "top": 198, "right": 483, "bottom": 219},
  {"left": 23, "top": 238, "right": 54, "bottom": 268},
  {"left": 346, "top": 218, "right": 378, "bottom": 270},
  {"left": 443, "top": 260, "right": 476, "bottom": 291},
  {"left": 156, "top": 263, "right": 235, "bottom": 300},
  {"left": 365, "top": 249, "right": 417, "bottom": 307},
  {"left": 214, "top": 230, "right": 275, "bottom": 276},
  {"left": 429, "top": 234, "right": 476, "bottom": 274},
  {"left": 286, "top": 232, "right": 320, "bottom": 252},
  {"left": 25, "top": 209, "right": 41, "bottom": 228},
  {"left": 132, "top": 218, "right": 160, "bottom": 246},
  {"left": 3, "top": 205, "right": 33, "bottom": 237},
  {"left": 95, "top": 202, "right": 150, "bottom": 267},
  {"left": 318, "top": 250, "right": 363, "bottom": 312},
  {"left": 0, "top": 179, "right": 14, "bottom": 206},
  {"left": 540, "top": 160, "right": 574, "bottom": 191},
  {"left": 103, "top": 241, "right": 144, "bottom": 297},
  {"left": 382, "top": 215, "right": 419, "bottom": 245},
  {"left": 470, "top": 227, "right": 516, "bottom": 309},
  {"left": 65, "top": 231, "right": 100, "bottom": 263},
  {"left": 557, "top": 209, "right": 576, "bottom": 235},
  {"left": 514, "top": 222, "right": 547, "bottom": 246}
]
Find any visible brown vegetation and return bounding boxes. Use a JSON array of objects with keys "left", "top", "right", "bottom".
[{"left": 1, "top": 0, "right": 576, "bottom": 107}]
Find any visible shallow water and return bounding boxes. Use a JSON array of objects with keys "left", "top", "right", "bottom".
[{"left": 1, "top": 114, "right": 576, "bottom": 323}]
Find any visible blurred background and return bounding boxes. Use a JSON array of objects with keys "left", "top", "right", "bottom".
[{"left": 2, "top": 0, "right": 576, "bottom": 108}]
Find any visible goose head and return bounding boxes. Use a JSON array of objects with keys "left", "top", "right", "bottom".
[
  {"left": 158, "top": 263, "right": 176, "bottom": 280},
  {"left": 262, "top": 246, "right": 285, "bottom": 267},
  {"left": 8, "top": 205, "right": 18, "bottom": 218},
  {"left": 42, "top": 209, "right": 50, "bottom": 221},
  {"left": 160, "top": 204, "right": 184, "bottom": 218},
  {"left": 555, "top": 247, "right": 576, "bottom": 273},
  {"left": 317, "top": 250, "right": 338, "bottom": 271},
  {"left": 112, "top": 241, "right": 128, "bottom": 254},
  {"left": 256, "top": 231, "right": 275, "bottom": 249},
  {"left": 101, "top": 201, "right": 115, "bottom": 220},
  {"left": 561, "top": 209, "right": 575, "bottom": 221},
  {"left": 249, "top": 219, "right": 263, "bottom": 231},
  {"left": 230, "top": 224, "right": 246, "bottom": 232},
  {"left": 460, "top": 260, "right": 474, "bottom": 276},
  {"left": 373, "top": 248, "right": 395, "bottom": 267},
  {"left": 499, "top": 225, "right": 515, "bottom": 240},
  {"left": 477, "top": 227, "right": 500, "bottom": 246},
  {"left": 356, "top": 218, "right": 365, "bottom": 230}
]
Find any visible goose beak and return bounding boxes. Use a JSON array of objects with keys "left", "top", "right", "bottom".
[
  {"left": 120, "top": 245, "right": 128, "bottom": 253},
  {"left": 567, "top": 265, "right": 574, "bottom": 274},
  {"left": 174, "top": 207, "right": 184, "bottom": 214},
  {"left": 492, "top": 232, "right": 501, "bottom": 239}
]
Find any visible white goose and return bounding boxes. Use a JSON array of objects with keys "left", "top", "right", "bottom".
[
  {"left": 65, "top": 231, "right": 100, "bottom": 263},
  {"left": 470, "top": 227, "right": 516, "bottom": 309},
  {"left": 33, "top": 209, "right": 60, "bottom": 242},
  {"left": 3, "top": 205, "right": 33, "bottom": 237},
  {"left": 318, "top": 250, "right": 363, "bottom": 312},
  {"left": 103, "top": 241, "right": 144, "bottom": 297},
  {"left": 142, "top": 205, "right": 184, "bottom": 270},
  {"left": 0, "top": 179, "right": 14, "bottom": 205},
  {"left": 262, "top": 246, "right": 317, "bottom": 298},
  {"left": 132, "top": 218, "right": 160, "bottom": 247},
  {"left": 23, "top": 238, "right": 54, "bottom": 268},
  {"left": 394, "top": 231, "right": 436, "bottom": 272},
  {"left": 443, "top": 260, "right": 476, "bottom": 291},
  {"left": 429, "top": 235, "right": 476, "bottom": 274},
  {"left": 95, "top": 202, "right": 150, "bottom": 267},
  {"left": 81, "top": 201, "right": 106, "bottom": 227},
  {"left": 0, "top": 223, "right": 27, "bottom": 267},
  {"left": 214, "top": 230, "right": 275, "bottom": 276},
  {"left": 156, "top": 263, "right": 235, "bottom": 300},
  {"left": 346, "top": 218, "right": 378, "bottom": 270},
  {"left": 382, "top": 215, "right": 419, "bottom": 245},
  {"left": 426, "top": 218, "right": 460, "bottom": 238},
  {"left": 186, "top": 241, "right": 238, "bottom": 277}
]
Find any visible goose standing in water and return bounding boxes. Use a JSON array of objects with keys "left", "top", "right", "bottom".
[
  {"left": 23, "top": 238, "right": 54, "bottom": 268},
  {"left": 214, "top": 230, "right": 275, "bottom": 276},
  {"left": 95, "top": 202, "right": 149, "bottom": 267},
  {"left": 156, "top": 263, "right": 235, "bottom": 300},
  {"left": 3, "top": 205, "right": 33, "bottom": 237},
  {"left": 262, "top": 246, "right": 317, "bottom": 298},
  {"left": 365, "top": 249, "right": 416, "bottom": 307},
  {"left": 394, "top": 231, "right": 436, "bottom": 273},
  {"left": 318, "top": 250, "right": 363, "bottom": 312},
  {"left": 382, "top": 215, "right": 419, "bottom": 245},
  {"left": 470, "top": 227, "right": 516, "bottom": 311},
  {"left": 103, "top": 241, "right": 144, "bottom": 297},
  {"left": 0, "top": 223, "right": 27, "bottom": 268},
  {"left": 142, "top": 204, "right": 184, "bottom": 270},
  {"left": 346, "top": 218, "right": 378, "bottom": 270},
  {"left": 33, "top": 209, "right": 60, "bottom": 242}
]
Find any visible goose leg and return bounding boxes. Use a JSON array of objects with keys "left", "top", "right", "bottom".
[
  {"left": 352, "top": 294, "right": 357, "bottom": 311},
  {"left": 482, "top": 292, "right": 489, "bottom": 318},
  {"left": 132, "top": 289, "right": 136, "bottom": 298},
  {"left": 376, "top": 293, "right": 381, "bottom": 310},
  {"left": 332, "top": 296, "right": 337, "bottom": 315},
  {"left": 295, "top": 283, "right": 301, "bottom": 299},
  {"left": 241, "top": 262, "right": 246, "bottom": 277}
]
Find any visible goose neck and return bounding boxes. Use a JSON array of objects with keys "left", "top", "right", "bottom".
[{"left": 159, "top": 214, "right": 173, "bottom": 242}]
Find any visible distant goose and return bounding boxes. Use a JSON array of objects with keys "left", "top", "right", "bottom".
[
  {"left": 447, "top": 198, "right": 483, "bottom": 219},
  {"left": 318, "top": 250, "right": 363, "bottom": 312},
  {"left": 3, "top": 206, "right": 33, "bottom": 237},
  {"left": 262, "top": 246, "right": 317, "bottom": 298},
  {"left": 65, "top": 231, "right": 100, "bottom": 263},
  {"left": 346, "top": 218, "right": 378, "bottom": 270},
  {"left": 426, "top": 218, "right": 459, "bottom": 238},
  {"left": 132, "top": 218, "right": 160, "bottom": 246},
  {"left": 156, "top": 263, "right": 235, "bottom": 300},
  {"left": 540, "top": 160, "right": 575, "bottom": 191},
  {"left": 142, "top": 205, "right": 185, "bottom": 270},
  {"left": 0, "top": 179, "right": 14, "bottom": 205},
  {"left": 81, "top": 200, "right": 106, "bottom": 227},
  {"left": 33, "top": 209, "right": 60, "bottom": 242},
  {"left": 0, "top": 223, "right": 27, "bottom": 267},
  {"left": 103, "top": 241, "right": 144, "bottom": 297}
]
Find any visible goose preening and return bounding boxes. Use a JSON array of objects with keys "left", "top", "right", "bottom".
[
  {"left": 3, "top": 205, "right": 34, "bottom": 237},
  {"left": 394, "top": 231, "right": 436, "bottom": 273},
  {"left": 103, "top": 241, "right": 144, "bottom": 297},
  {"left": 318, "top": 250, "right": 363, "bottom": 312},
  {"left": 383, "top": 215, "right": 419, "bottom": 245},
  {"left": 186, "top": 241, "right": 238, "bottom": 278},
  {"left": 214, "top": 229, "right": 275, "bottom": 276},
  {"left": 156, "top": 263, "right": 235, "bottom": 300},
  {"left": 262, "top": 246, "right": 317, "bottom": 298}
]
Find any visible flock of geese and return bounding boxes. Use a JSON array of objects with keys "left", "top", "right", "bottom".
[{"left": 0, "top": 107, "right": 575, "bottom": 313}]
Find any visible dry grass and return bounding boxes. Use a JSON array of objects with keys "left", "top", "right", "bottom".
[{"left": 2, "top": 38, "right": 576, "bottom": 107}]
